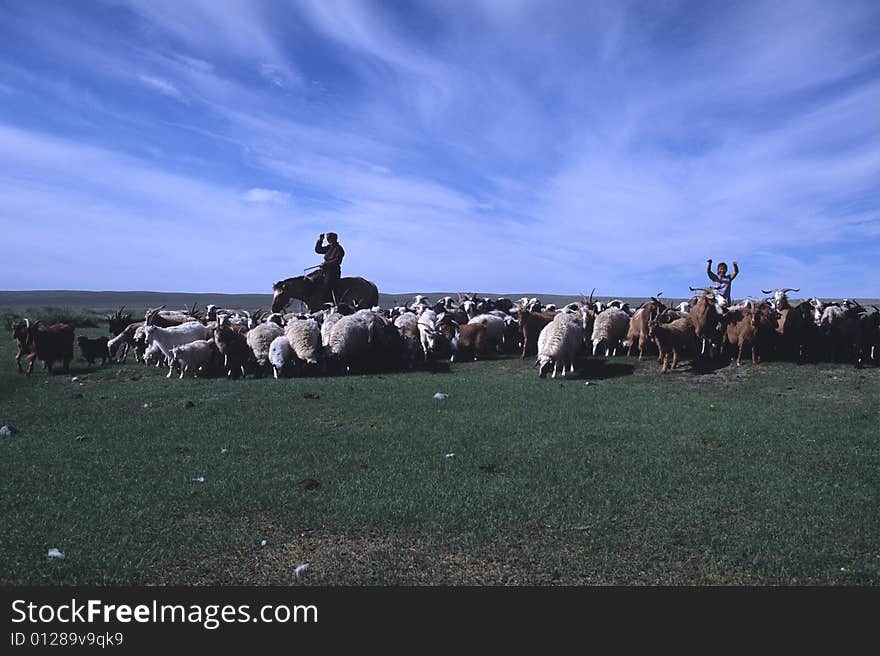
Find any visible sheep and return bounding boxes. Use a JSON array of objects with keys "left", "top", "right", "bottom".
[
  {"left": 394, "top": 311, "right": 421, "bottom": 367},
  {"left": 77, "top": 335, "right": 109, "bottom": 367},
  {"left": 855, "top": 306, "right": 880, "bottom": 368},
  {"left": 328, "top": 313, "right": 371, "bottom": 373},
  {"left": 536, "top": 316, "right": 583, "bottom": 378},
  {"left": 285, "top": 318, "right": 322, "bottom": 366},
  {"left": 268, "top": 335, "right": 296, "bottom": 378},
  {"left": 246, "top": 320, "right": 284, "bottom": 374},
  {"left": 362, "top": 312, "right": 408, "bottom": 372},
  {"left": 143, "top": 323, "right": 211, "bottom": 378},
  {"left": 169, "top": 340, "right": 218, "bottom": 379},
  {"left": 590, "top": 307, "right": 630, "bottom": 357},
  {"left": 213, "top": 324, "right": 252, "bottom": 379},
  {"left": 647, "top": 313, "right": 698, "bottom": 373}
]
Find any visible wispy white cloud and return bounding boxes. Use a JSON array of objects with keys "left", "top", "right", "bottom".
[
  {"left": 137, "top": 74, "right": 188, "bottom": 103},
  {"left": 0, "top": 0, "right": 877, "bottom": 296},
  {"left": 241, "top": 187, "right": 290, "bottom": 204}
]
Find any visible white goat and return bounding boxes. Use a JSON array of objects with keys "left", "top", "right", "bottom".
[
  {"left": 143, "top": 323, "right": 211, "bottom": 378},
  {"left": 169, "top": 340, "right": 216, "bottom": 379}
]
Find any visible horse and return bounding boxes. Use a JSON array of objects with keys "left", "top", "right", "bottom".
[{"left": 271, "top": 275, "right": 379, "bottom": 313}]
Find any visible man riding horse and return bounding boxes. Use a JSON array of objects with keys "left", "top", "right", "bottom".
[{"left": 271, "top": 231, "right": 379, "bottom": 313}]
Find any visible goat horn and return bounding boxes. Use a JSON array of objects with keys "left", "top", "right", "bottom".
[
  {"left": 689, "top": 286, "right": 710, "bottom": 292},
  {"left": 589, "top": 288, "right": 595, "bottom": 305},
  {"left": 25, "top": 318, "right": 30, "bottom": 329},
  {"left": 781, "top": 288, "right": 800, "bottom": 293},
  {"left": 761, "top": 289, "right": 775, "bottom": 294}
]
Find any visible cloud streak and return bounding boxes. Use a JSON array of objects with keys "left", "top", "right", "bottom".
[{"left": 0, "top": 0, "right": 877, "bottom": 297}]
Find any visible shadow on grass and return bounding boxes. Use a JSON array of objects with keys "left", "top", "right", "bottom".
[
  {"left": 689, "top": 353, "right": 732, "bottom": 375},
  {"left": 578, "top": 358, "right": 635, "bottom": 380}
]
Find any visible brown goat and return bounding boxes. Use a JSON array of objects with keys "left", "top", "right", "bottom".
[
  {"left": 687, "top": 287, "right": 721, "bottom": 356},
  {"left": 24, "top": 322, "right": 75, "bottom": 375},
  {"left": 516, "top": 309, "right": 555, "bottom": 359},
  {"left": 447, "top": 321, "right": 489, "bottom": 362},
  {"left": 626, "top": 296, "right": 665, "bottom": 361},
  {"left": 647, "top": 313, "right": 698, "bottom": 373},
  {"left": 719, "top": 308, "right": 759, "bottom": 365}
]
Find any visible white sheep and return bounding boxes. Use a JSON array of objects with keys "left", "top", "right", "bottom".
[
  {"left": 321, "top": 311, "right": 344, "bottom": 347},
  {"left": 269, "top": 335, "right": 296, "bottom": 379},
  {"left": 246, "top": 321, "right": 284, "bottom": 369},
  {"left": 328, "top": 314, "right": 370, "bottom": 373},
  {"left": 169, "top": 340, "right": 216, "bottom": 379},
  {"left": 590, "top": 307, "right": 630, "bottom": 357},
  {"left": 536, "top": 316, "right": 583, "bottom": 378},
  {"left": 143, "top": 323, "right": 212, "bottom": 378},
  {"left": 285, "top": 318, "right": 322, "bottom": 365}
]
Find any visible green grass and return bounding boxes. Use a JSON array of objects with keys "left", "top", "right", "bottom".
[{"left": 0, "top": 320, "right": 878, "bottom": 585}]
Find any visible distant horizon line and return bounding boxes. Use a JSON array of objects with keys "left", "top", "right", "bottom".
[{"left": 1, "top": 289, "right": 877, "bottom": 301}]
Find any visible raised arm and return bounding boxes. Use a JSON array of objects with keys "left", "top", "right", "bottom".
[
  {"left": 315, "top": 234, "right": 328, "bottom": 254},
  {"left": 706, "top": 259, "right": 719, "bottom": 282},
  {"left": 729, "top": 261, "right": 740, "bottom": 281}
]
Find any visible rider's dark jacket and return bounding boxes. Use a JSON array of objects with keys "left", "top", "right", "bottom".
[{"left": 315, "top": 238, "right": 344, "bottom": 272}]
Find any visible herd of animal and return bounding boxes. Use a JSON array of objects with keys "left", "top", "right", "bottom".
[{"left": 9, "top": 288, "right": 880, "bottom": 380}]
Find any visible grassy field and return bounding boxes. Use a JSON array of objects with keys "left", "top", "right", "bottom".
[{"left": 0, "top": 314, "right": 878, "bottom": 585}]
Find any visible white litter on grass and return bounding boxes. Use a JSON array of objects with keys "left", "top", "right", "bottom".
[
  {"left": 294, "top": 563, "right": 310, "bottom": 577},
  {"left": 433, "top": 392, "right": 448, "bottom": 400},
  {"left": 143, "top": 403, "right": 151, "bottom": 408},
  {"left": 260, "top": 539, "right": 267, "bottom": 547},
  {"left": 220, "top": 448, "right": 228, "bottom": 454},
  {"left": 0, "top": 425, "right": 15, "bottom": 437},
  {"left": 584, "top": 381, "right": 590, "bottom": 386},
  {"left": 71, "top": 377, "right": 79, "bottom": 382},
  {"left": 47, "top": 548, "right": 65, "bottom": 559},
  {"left": 192, "top": 476, "right": 205, "bottom": 483},
  {"left": 444, "top": 453, "right": 455, "bottom": 458}
]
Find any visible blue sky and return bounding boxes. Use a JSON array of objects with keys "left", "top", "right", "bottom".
[{"left": 1, "top": 0, "right": 878, "bottom": 297}]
